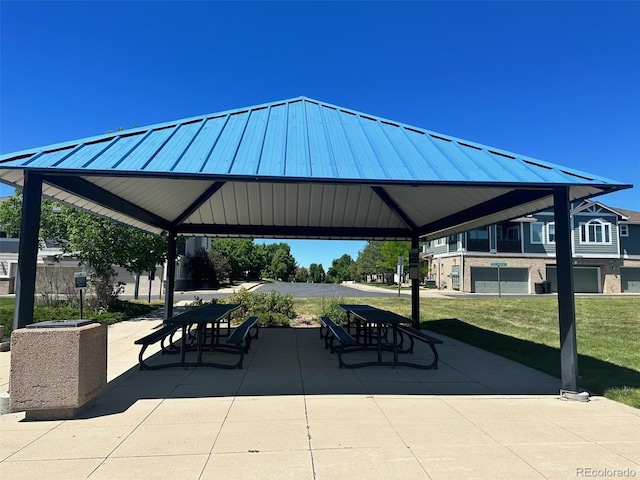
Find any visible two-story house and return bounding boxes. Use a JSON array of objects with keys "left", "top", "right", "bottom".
[{"left": 422, "top": 200, "right": 640, "bottom": 294}]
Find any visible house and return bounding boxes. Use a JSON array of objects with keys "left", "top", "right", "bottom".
[{"left": 422, "top": 200, "right": 640, "bottom": 294}]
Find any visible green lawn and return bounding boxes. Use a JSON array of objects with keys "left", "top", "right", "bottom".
[{"left": 294, "top": 296, "right": 640, "bottom": 408}]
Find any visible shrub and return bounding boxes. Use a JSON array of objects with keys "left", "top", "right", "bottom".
[
  {"left": 0, "top": 300, "right": 157, "bottom": 337},
  {"left": 318, "top": 296, "right": 348, "bottom": 325},
  {"left": 226, "top": 288, "right": 296, "bottom": 326},
  {"left": 0, "top": 307, "right": 13, "bottom": 338},
  {"left": 258, "top": 312, "right": 291, "bottom": 327}
]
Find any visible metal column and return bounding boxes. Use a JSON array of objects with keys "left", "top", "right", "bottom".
[
  {"left": 553, "top": 187, "right": 579, "bottom": 393},
  {"left": 13, "top": 172, "right": 43, "bottom": 330},
  {"left": 163, "top": 231, "right": 177, "bottom": 321},
  {"left": 411, "top": 235, "right": 420, "bottom": 329}
]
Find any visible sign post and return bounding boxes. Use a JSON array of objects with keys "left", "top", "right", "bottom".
[
  {"left": 491, "top": 262, "right": 507, "bottom": 298},
  {"left": 74, "top": 272, "right": 88, "bottom": 318},
  {"left": 397, "top": 256, "right": 404, "bottom": 297},
  {"left": 148, "top": 270, "right": 155, "bottom": 304}
]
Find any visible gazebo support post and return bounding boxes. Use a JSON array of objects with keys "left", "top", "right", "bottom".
[
  {"left": 553, "top": 187, "right": 585, "bottom": 400},
  {"left": 411, "top": 234, "right": 420, "bottom": 329},
  {"left": 13, "top": 172, "right": 43, "bottom": 331},
  {"left": 164, "top": 230, "right": 177, "bottom": 321}
]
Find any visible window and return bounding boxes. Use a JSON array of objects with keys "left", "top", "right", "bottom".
[
  {"left": 531, "top": 222, "right": 544, "bottom": 244},
  {"left": 547, "top": 222, "right": 555, "bottom": 244},
  {"left": 467, "top": 227, "right": 489, "bottom": 251},
  {"left": 468, "top": 227, "right": 489, "bottom": 240},
  {"left": 620, "top": 225, "right": 629, "bottom": 237},
  {"left": 497, "top": 224, "right": 519, "bottom": 241},
  {"left": 434, "top": 237, "right": 446, "bottom": 246},
  {"left": 580, "top": 219, "right": 612, "bottom": 244}
]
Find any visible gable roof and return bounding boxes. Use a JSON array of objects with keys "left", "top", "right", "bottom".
[
  {"left": 613, "top": 207, "right": 640, "bottom": 222},
  {"left": 573, "top": 199, "right": 640, "bottom": 221},
  {"left": 0, "top": 96, "right": 632, "bottom": 240}
]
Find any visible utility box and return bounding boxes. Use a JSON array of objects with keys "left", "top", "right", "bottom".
[{"left": 9, "top": 321, "right": 107, "bottom": 420}]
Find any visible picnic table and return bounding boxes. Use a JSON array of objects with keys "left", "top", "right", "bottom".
[
  {"left": 320, "top": 304, "right": 443, "bottom": 369},
  {"left": 135, "top": 303, "right": 258, "bottom": 370}
]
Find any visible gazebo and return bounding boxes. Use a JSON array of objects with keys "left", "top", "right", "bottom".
[{"left": 0, "top": 96, "right": 631, "bottom": 395}]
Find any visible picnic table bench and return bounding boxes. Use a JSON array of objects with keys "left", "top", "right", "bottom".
[
  {"left": 135, "top": 303, "right": 258, "bottom": 370},
  {"left": 319, "top": 316, "right": 358, "bottom": 368},
  {"left": 321, "top": 306, "right": 444, "bottom": 370},
  {"left": 396, "top": 325, "right": 443, "bottom": 369}
]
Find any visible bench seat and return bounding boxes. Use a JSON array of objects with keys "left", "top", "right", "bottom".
[
  {"left": 135, "top": 315, "right": 259, "bottom": 370},
  {"left": 135, "top": 324, "right": 183, "bottom": 370},
  {"left": 319, "top": 316, "right": 359, "bottom": 368},
  {"left": 395, "top": 325, "right": 443, "bottom": 369}
]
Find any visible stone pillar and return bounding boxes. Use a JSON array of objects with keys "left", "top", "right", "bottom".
[{"left": 9, "top": 321, "right": 107, "bottom": 420}]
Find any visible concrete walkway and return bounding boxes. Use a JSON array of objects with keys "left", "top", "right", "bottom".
[{"left": 1, "top": 315, "right": 639, "bottom": 479}]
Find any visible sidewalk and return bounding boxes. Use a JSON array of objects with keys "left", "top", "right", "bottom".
[
  {"left": 342, "top": 281, "right": 464, "bottom": 298},
  {"left": 1, "top": 315, "right": 639, "bottom": 479}
]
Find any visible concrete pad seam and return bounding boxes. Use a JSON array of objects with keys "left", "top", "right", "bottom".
[
  {"left": 502, "top": 443, "right": 562, "bottom": 478},
  {"left": 296, "top": 329, "right": 319, "bottom": 480},
  {"left": 370, "top": 396, "right": 435, "bottom": 479},
  {"left": 595, "top": 443, "right": 640, "bottom": 467},
  {"left": 0, "top": 428, "right": 51, "bottom": 463},
  {"left": 82, "top": 377, "right": 190, "bottom": 477},
  {"left": 196, "top": 344, "right": 258, "bottom": 478}
]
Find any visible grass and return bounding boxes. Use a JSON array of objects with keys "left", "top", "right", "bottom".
[{"left": 293, "top": 296, "right": 640, "bottom": 408}]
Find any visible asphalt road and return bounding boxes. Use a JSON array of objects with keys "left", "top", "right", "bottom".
[
  {"left": 253, "top": 282, "right": 402, "bottom": 298},
  {"left": 167, "top": 282, "right": 404, "bottom": 302}
]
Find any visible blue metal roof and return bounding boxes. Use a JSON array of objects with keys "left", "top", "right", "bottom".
[
  {"left": 0, "top": 96, "right": 631, "bottom": 239},
  {"left": 0, "top": 96, "right": 620, "bottom": 185}
]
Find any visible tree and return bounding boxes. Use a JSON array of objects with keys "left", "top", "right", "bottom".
[
  {"left": 0, "top": 189, "right": 66, "bottom": 242},
  {"left": 379, "top": 241, "right": 411, "bottom": 272},
  {"left": 294, "top": 266, "right": 309, "bottom": 282},
  {"left": 308, "top": 263, "right": 326, "bottom": 283},
  {"left": 373, "top": 241, "right": 411, "bottom": 284},
  {"left": 326, "top": 254, "right": 355, "bottom": 283},
  {"left": 61, "top": 206, "right": 167, "bottom": 307},
  {"left": 266, "top": 243, "right": 296, "bottom": 281},
  {"left": 0, "top": 189, "right": 168, "bottom": 308},
  {"left": 185, "top": 248, "right": 216, "bottom": 289},
  {"left": 208, "top": 249, "right": 231, "bottom": 285},
  {"left": 354, "top": 241, "right": 385, "bottom": 281},
  {"left": 210, "top": 238, "right": 264, "bottom": 279}
]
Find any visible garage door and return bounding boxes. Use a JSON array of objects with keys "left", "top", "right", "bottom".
[
  {"left": 546, "top": 266, "right": 600, "bottom": 293},
  {"left": 471, "top": 267, "right": 529, "bottom": 294},
  {"left": 621, "top": 268, "right": 640, "bottom": 293}
]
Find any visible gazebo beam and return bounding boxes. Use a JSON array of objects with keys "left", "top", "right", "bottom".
[
  {"left": 176, "top": 224, "right": 412, "bottom": 239},
  {"left": 44, "top": 175, "right": 172, "bottom": 231},
  {"left": 13, "top": 172, "right": 43, "bottom": 330}
]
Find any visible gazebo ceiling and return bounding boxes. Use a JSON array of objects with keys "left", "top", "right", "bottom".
[{"left": 0, "top": 96, "right": 630, "bottom": 240}]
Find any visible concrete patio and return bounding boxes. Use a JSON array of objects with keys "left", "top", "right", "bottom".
[{"left": 1, "top": 313, "right": 639, "bottom": 480}]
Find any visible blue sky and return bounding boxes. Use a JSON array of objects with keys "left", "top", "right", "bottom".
[{"left": 1, "top": 1, "right": 638, "bottom": 268}]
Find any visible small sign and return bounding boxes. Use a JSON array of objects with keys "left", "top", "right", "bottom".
[
  {"left": 409, "top": 267, "right": 419, "bottom": 280},
  {"left": 491, "top": 262, "right": 508, "bottom": 267},
  {"left": 74, "top": 272, "right": 87, "bottom": 289},
  {"left": 409, "top": 248, "right": 420, "bottom": 265}
]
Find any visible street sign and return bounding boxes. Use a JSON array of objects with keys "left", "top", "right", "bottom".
[
  {"left": 74, "top": 272, "right": 87, "bottom": 289},
  {"left": 491, "top": 262, "right": 507, "bottom": 267}
]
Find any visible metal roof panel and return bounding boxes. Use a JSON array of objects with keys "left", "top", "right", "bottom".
[{"left": 0, "top": 96, "right": 630, "bottom": 240}]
